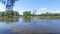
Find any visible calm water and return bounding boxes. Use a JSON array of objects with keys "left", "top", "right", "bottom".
[{"left": 0, "top": 17, "right": 60, "bottom": 34}]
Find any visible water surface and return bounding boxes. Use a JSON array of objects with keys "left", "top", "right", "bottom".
[{"left": 0, "top": 17, "right": 60, "bottom": 34}]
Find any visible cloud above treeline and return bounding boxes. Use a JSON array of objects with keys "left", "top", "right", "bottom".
[
  {"left": 38, "top": 8, "right": 47, "bottom": 11},
  {"left": 35, "top": 8, "right": 48, "bottom": 14},
  {"left": 35, "top": 8, "right": 60, "bottom": 14}
]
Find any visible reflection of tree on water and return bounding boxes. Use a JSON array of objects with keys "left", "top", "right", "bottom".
[
  {"left": 23, "top": 17, "right": 31, "bottom": 22},
  {"left": 0, "top": 17, "right": 19, "bottom": 24}
]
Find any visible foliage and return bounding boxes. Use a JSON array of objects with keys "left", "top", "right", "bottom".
[
  {"left": 0, "top": 10, "right": 19, "bottom": 17},
  {"left": 0, "top": 0, "right": 18, "bottom": 10},
  {"left": 13, "top": 11, "right": 19, "bottom": 16},
  {"left": 0, "top": 12, "right": 4, "bottom": 16},
  {"left": 4, "top": 10, "right": 14, "bottom": 16},
  {"left": 0, "top": 0, "right": 19, "bottom": 17},
  {"left": 40, "top": 12, "right": 60, "bottom": 16},
  {"left": 23, "top": 11, "right": 31, "bottom": 17}
]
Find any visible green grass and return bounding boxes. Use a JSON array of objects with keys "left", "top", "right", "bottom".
[
  {"left": 0, "top": 15, "right": 60, "bottom": 19},
  {"left": 39, "top": 16, "right": 60, "bottom": 19}
]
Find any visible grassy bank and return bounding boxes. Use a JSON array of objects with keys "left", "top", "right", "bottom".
[
  {"left": 39, "top": 16, "right": 60, "bottom": 19},
  {"left": 0, "top": 16, "right": 60, "bottom": 19},
  {"left": 22, "top": 16, "right": 60, "bottom": 19}
]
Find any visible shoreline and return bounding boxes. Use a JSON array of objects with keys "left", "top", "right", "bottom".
[{"left": 0, "top": 16, "right": 60, "bottom": 19}]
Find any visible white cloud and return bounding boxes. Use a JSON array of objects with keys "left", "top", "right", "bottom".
[
  {"left": 0, "top": 3, "right": 5, "bottom": 11},
  {"left": 35, "top": 8, "right": 60, "bottom": 14},
  {"left": 49, "top": 10, "right": 60, "bottom": 13},
  {"left": 35, "top": 8, "right": 48, "bottom": 14},
  {"left": 38, "top": 8, "right": 47, "bottom": 11}
]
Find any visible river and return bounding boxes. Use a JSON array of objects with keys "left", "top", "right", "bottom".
[{"left": 0, "top": 17, "right": 60, "bottom": 34}]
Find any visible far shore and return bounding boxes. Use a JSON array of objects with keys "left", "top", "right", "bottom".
[{"left": 0, "top": 16, "right": 60, "bottom": 19}]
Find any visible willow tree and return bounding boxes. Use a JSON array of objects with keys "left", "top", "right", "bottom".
[{"left": 0, "top": 0, "right": 18, "bottom": 16}]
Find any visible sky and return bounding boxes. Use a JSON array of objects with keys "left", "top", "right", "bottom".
[{"left": 0, "top": 0, "right": 60, "bottom": 15}]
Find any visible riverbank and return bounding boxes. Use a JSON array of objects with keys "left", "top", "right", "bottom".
[
  {"left": 39, "top": 16, "right": 60, "bottom": 19},
  {"left": 0, "top": 16, "right": 20, "bottom": 18},
  {"left": 0, "top": 16, "right": 60, "bottom": 19},
  {"left": 25, "top": 16, "right": 60, "bottom": 19}
]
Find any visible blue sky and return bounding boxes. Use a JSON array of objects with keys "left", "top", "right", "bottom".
[{"left": 0, "top": 0, "right": 60, "bottom": 15}]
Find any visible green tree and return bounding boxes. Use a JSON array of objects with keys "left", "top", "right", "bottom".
[
  {"left": 4, "top": 10, "right": 19, "bottom": 17},
  {"left": 0, "top": 0, "right": 18, "bottom": 17},
  {"left": 4, "top": 10, "right": 13, "bottom": 16},
  {"left": 23, "top": 11, "right": 31, "bottom": 17},
  {"left": 0, "top": 12, "right": 4, "bottom": 16},
  {"left": 13, "top": 11, "right": 19, "bottom": 16},
  {"left": 0, "top": 0, "right": 18, "bottom": 11}
]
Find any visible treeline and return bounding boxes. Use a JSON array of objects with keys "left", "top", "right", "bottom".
[
  {"left": 0, "top": 10, "right": 60, "bottom": 18},
  {"left": 40, "top": 12, "right": 60, "bottom": 16},
  {"left": 0, "top": 10, "right": 19, "bottom": 17},
  {"left": 23, "top": 11, "right": 60, "bottom": 17}
]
